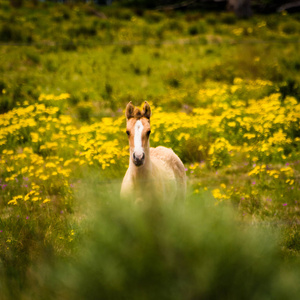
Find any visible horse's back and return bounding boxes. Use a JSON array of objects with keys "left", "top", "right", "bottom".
[{"left": 150, "top": 146, "right": 186, "bottom": 200}]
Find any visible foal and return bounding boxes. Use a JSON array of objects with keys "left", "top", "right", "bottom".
[{"left": 120, "top": 101, "right": 186, "bottom": 203}]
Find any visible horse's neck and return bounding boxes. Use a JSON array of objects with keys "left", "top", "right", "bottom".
[
  {"left": 129, "top": 155, "right": 157, "bottom": 202},
  {"left": 129, "top": 157, "right": 152, "bottom": 182}
]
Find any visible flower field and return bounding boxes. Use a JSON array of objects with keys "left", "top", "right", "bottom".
[
  {"left": 1, "top": 78, "right": 300, "bottom": 255},
  {"left": 1, "top": 2, "right": 300, "bottom": 298}
]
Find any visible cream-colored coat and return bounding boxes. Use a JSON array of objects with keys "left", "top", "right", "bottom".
[
  {"left": 120, "top": 101, "right": 186, "bottom": 203},
  {"left": 121, "top": 146, "right": 186, "bottom": 203}
]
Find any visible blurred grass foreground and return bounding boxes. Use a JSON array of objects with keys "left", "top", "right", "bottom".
[
  {"left": 1, "top": 0, "right": 300, "bottom": 298},
  {"left": 3, "top": 183, "right": 300, "bottom": 300}
]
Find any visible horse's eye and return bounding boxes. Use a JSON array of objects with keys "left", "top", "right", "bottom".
[
  {"left": 146, "top": 130, "right": 151, "bottom": 137},
  {"left": 126, "top": 130, "right": 130, "bottom": 136}
]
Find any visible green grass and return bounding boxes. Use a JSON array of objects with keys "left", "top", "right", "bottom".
[
  {"left": 1, "top": 1, "right": 300, "bottom": 298},
  {"left": 1, "top": 2, "right": 300, "bottom": 114},
  {"left": 62, "top": 194, "right": 299, "bottom": 300},
  {"left": 2, "top": 182, "right": 300, "bottom": 300}
]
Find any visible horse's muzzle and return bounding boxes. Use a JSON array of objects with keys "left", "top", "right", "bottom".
[{"left": 133, "top": 152, "right": 145, "bottom": 167}]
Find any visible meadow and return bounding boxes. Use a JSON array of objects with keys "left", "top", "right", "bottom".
[{"left": 1, "top": 1, "right": 300, "bottom": 298}]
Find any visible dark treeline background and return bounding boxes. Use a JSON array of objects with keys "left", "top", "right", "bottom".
[{"left": 9, "top": 1, "right": 300, "bottom": 17}]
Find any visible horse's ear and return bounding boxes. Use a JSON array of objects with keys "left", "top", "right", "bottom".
[
  {"left": 142, "top": 101, "right": 151, "bottom": 119},
  {"left": 125, "top": 102, "right": 134, "bottom": 119}
]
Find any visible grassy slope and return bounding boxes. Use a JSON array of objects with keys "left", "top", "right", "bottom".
[
  {"left": 1, "top": 2, "right": 300, "bottom": 114},
  {"left": 0, "top": 2, "right": 300, "bottom": 298}
]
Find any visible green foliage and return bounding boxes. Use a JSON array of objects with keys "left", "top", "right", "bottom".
[
  {"left": 22, "top": 188, "right": 300, "bottom": 300},
  {"left": 283, "top": 223, "right": 300, "bottom": 254},
  {"left": 1, "top": 3, "right": 300, "bottom": 298},
  {"left": 281, "top": 20, "right": 300, "bottom": 35}
]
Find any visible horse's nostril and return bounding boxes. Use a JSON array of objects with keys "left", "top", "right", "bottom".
[
  {"left": 133, "top": 152, "right": 145, "bottom": 161},
  {"left": 132, "top": 152, "right": 145, "bottom": 166}
]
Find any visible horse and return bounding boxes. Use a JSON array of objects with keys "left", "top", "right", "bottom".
[{"left": 120, "top": 101, "right": 186, "bottom": 203}]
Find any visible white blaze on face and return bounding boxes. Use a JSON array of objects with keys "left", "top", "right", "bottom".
[{"left": 134, "top": 120, "right": 144, "bottom": 155}]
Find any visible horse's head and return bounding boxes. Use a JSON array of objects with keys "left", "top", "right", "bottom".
[{"left": 125, "top": 101, "right": 151, "bottom": 167}]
